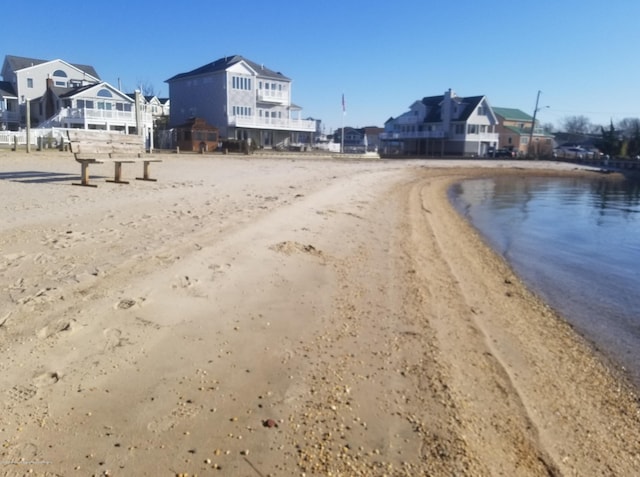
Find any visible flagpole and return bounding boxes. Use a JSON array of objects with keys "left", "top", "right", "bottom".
[
  {"left": 341, "top": 117, "right": 344, "bottom": 155},
  {"left": 341, "top": 93, "right": 345, "bottom": 154}
]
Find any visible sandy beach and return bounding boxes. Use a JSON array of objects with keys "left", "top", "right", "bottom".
[{"left": 0, "top": 150, "right": 639, "bottom": 476}]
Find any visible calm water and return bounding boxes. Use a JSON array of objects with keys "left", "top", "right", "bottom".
[{"left": 450, "top": 174, "right": 640, "bottom": 388}]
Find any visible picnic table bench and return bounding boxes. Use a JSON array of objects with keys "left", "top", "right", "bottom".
[{"left": 68, "top": 130, "right": 162, "bottom": 187}]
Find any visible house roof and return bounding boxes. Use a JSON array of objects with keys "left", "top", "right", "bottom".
[
  {"left": 422, "top": 94, "right": 485, "bottom": 123},
  {"left": 0, "top": 80, "right": 17, "bottom": 97},
  {"left": 4, "top": 55, "right": 100, "bottom": 79},
  {"left": 56, "top": 82, "right": 132, "bottom": 101},
  {"left": 493, "top": 107, "right": 533, "bottom": 122},
  {"left": 166, "top": 55, "right": 290, "bottom": 83}
]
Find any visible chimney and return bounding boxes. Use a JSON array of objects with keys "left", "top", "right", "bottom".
[{"left": 442, "top": 88, "right": 453, "bottom": 133}]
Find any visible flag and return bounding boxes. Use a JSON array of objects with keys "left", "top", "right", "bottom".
[{"left": 342, "top": 94, "right": 346, "bottom": 113}]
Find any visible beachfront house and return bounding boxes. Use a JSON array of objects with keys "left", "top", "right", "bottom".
[
  {"left": 0, "top": 80, "right": 19, "bottom": 131},
  {"left": 166, "top": 55, "right": 317, "bottom": 149},
  {"left": 0, "top": 55, "right": 152, "bottom": 134},
  {"left": 493, "top": 107, "right": 554, "bottom": 156},
  {"left": 380, "top": 89, "right": 499, "bottom": 157}
]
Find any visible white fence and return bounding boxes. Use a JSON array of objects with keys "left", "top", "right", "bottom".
[
  {"left": 1, "top": 129, "right": 67, "bottom": 148},
  {"left": 1, "top": 128, "right": 94, "bottom": 149}
]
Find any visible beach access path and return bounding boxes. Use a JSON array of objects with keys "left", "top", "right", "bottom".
[{"left": 0, "top": 150, "right": 638, "bottom": 476}]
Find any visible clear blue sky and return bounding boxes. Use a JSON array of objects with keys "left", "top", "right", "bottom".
[{"left": 3, "top": 0, "right": 639, "bottom": 133}]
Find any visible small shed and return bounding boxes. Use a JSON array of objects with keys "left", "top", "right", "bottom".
[{"left": 175, "top": 117, "right": 219, "bottom": 152}]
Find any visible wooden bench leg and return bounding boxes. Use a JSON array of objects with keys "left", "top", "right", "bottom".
[
  {"left": 106, "top": 162, "right": 129, "bottom": 184},
  {"left": 73, "top": 161, "right": 98, "bottom": 187},
  {"left": 136, "top": 161, "right": 158, "bottom": 182}
]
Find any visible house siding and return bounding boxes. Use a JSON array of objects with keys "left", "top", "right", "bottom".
[
  {"left": 381, "top": 90, "right": 499, "bottom": 157},
  {"left": 167, "top": 56, "right": 316, "bottom": 146}
]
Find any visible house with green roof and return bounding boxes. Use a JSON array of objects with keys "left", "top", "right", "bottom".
[{"left": 493, "top": 107, "right": 554, "bottom": 156}]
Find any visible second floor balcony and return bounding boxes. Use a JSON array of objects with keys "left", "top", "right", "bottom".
[
  {"left": 256, "top": 90, "right": 287, "bottom": 104},
  {"left": 380, "top": 130, "right": 446, "bottom": 140},
  {"left": 230, "top": 115, "right": 316, "bottom": 132},
  {"left": 39, "top": 107, "right": 152, "bottom": 129}
]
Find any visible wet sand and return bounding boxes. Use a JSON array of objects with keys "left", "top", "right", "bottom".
[{"left": 0, "top": 150, "right": 638, "bottom": 476}]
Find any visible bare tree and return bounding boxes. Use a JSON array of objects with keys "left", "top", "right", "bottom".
[
  {"left": 616, "top": 117, "right": 640, "bottom": 137},
  {"left": 616, "top": 117, "right": 640, "bottom": 157},
  {"left": 561, "top": 115, "right": 592, "bottom": 135},
  {"left": 137, "top": 81, "right": 156, "bottom": 97}
]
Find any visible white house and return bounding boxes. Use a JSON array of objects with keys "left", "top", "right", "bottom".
[
  {"left": 166, "top": 55, "right": 317, "bottom": 148},
  {"left": 1, "top": 55, "right": 151, "bottom": 134},
  {"left": 46, "top": 81, "right": 149, "bottom": 134},
  {"left": 381, "top": 89, "right": 499, "bottom": 157}
]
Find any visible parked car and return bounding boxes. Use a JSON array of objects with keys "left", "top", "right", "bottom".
[
  {"left": 487, "top": 148, "right": 515, "bottom": 158},
  {"left": 553, "top": 146, "right": 588, "bottom": 159}
]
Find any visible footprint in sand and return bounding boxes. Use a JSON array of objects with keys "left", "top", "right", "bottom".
[
  {"left": 269, "top": 241, "right": 327, "bottom": 264},
  {"left": 2, "top": 441, "right": 39, "bottom": 465},
  {"left": 33, "top": 370, "right": 60, "bottom": 387},
  {"left": 172, "top": 275, "right": 207, "bottom": 298},
  {"left": 147, "top": 402, "right": 201, "bottom": 433},
  {"left": 6, "top": 384, "right": 38, "bottom": 404},
  {"left": 36, "top": 318, "right": 75, "bottom": 340},
  {"left": 208, "top": 263, "right": 231, "bottom": 281},
  {"left": 116, "top": 298, "right": 137, "bottom": 310},
  {"left": 103, "top": 328, "right": 124, "bottom": 351}
]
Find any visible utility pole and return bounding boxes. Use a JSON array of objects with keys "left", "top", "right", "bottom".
[{"left": 528, "top": 90, "right": 541, "bottom": 158}]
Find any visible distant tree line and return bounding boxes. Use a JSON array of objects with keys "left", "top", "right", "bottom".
[{"left": 558, "top": 115, "right": 640, "bottom": 157}]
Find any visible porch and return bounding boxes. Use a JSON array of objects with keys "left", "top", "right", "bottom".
[{"left": 39, "top": 107, "right": 152, "bottom": 134}]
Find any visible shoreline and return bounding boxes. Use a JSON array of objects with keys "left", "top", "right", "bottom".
[{"left": 0, "top": 152, "right": 638, "bottom": 475}]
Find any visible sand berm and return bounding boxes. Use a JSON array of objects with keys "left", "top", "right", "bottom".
[{"left": 0, "top": 150, "right": 638, "bottom": 476}]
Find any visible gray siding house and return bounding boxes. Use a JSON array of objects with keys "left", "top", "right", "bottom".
[{"left": 166, "top": 55, "right": 316, "bottom": 148}]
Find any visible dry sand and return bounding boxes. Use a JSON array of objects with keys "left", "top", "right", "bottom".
[{"left": 0, "top": 150, "right": 638, "bottom": 476}]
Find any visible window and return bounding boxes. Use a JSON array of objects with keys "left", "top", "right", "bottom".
[
  {"left": 27, "top": 78, "right": 33, "bottom": 88},
  {"left": 468, "top": 124, "right": 478, "bottom": 134},
  {"left": 232, "top": 106, "right": 252, "bottom": 116},
  {"left": 53, "top": 69, "right": 68, "bottom": 87},
  {"left": 77, "top": 100, "right": 94, "bottom": 109},
  {"left": 97, "top": 88, "right": 113, "bottom": 98},
  {"left": 232, "top": 76, "right": 252, "bottom": 91}
]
